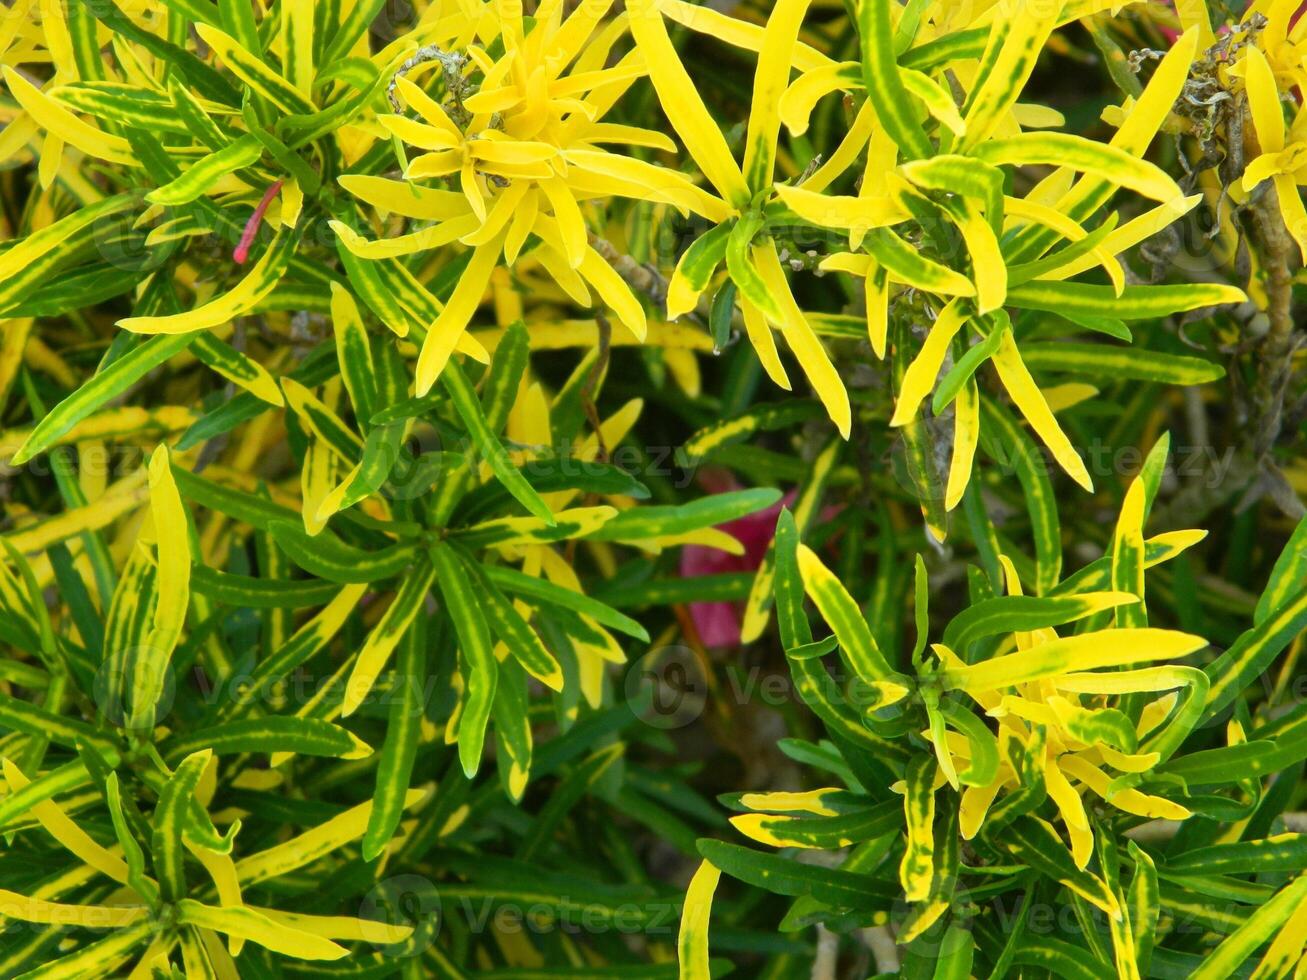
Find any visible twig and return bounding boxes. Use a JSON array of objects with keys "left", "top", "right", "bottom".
[
  {"left": 388, "top": 45, "right": 471, "bottom": 124},
  {"left": 862, "top": 925, "right": 901, "bottom": 973},
  {"left": 587, "top": 233, "right": 667, "bottom": 308},
  {"left": 1125, "top": 819, "right": 1183, "bottom": 842},
  {"left": 812, "top": 924, "right": 839, "bottom": 980}
]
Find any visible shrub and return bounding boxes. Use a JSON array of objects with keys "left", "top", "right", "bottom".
[{"left": 0, "top": 0, "right": 1306, "bottom": 976}]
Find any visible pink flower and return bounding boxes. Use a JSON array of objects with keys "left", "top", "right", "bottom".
[
  {"left": 680, "top": 468, "right": 794, "bottom": 648},
  {"left": 234, "top": 180, "right": 284, "bottom": 264}
]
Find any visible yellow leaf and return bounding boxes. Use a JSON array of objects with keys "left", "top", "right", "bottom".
[
  {"left": 0, "top": 888, "right": 146, "bottom": 927},
  {"left": 678, "top": 860, "right": 721, "bottom": 980},
  {"left": 753, "top": 241, "right": 850, "bottom": 437},
  {"left": 990, "top": 331, "right": 1093, "bottom": 491},
  {"left": 2, "top": 66, "right": 135, "bottom": 166},
  {"left": 890, "top": 299, "right": 968, "bottom": 428},
  {"left": 118, "top": 228, "right": 296, "bottom": 334},
  {"left": 416, "top": 233, "right": 508, "bottom": 395},
  {"left": 2, "top": 760, "right": 133, "bottom": 887},
  {"left": 946, "top": 378, "right": 980, "bottom": 510},
  {"left": 626, "top": 0, "right": 750, "bottom": 208},
  {"left": 740, "top": 295, "right": 792, "bottom": 391}
]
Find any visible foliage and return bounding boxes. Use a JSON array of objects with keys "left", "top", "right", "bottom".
[{"left": 0, "top": 0, "right": 1306, "bottom": 976}]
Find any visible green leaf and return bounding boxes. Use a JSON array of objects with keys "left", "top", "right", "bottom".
[
  {"left": 442, "top": 359, "right": 554, "bottom": 525},
  {"left": 1255, "top": 515, "right": 1307, "bottom": 625},
  {"left": 147, "top": 133, "right": 264, "bottom": 205},
  {"left": 430, "top": 541, "right": 498, "bottom": 777},
  {"left": 1203, "top": 584, "right": 1307, "bottom": 722},
  {"left": 482, "top": 564, "right": 649, "bottom": 641},
  {"left": 11, "top": 343, "right": 194, "bottom": 469},
  {"left": 152, "top": 750, "right": 211, "bottom": 903},
  {"left": 164, "top": 717, "right": 368, "bottom": 762},
  {"left": 942, "top": 592, "right": 1138, "bottom": 651},
  {"left": 859, "top": 0, "right": 931, "bottom": 159},
  {"left": 697, "top": 839, "right": 897, "bottom": 909},
  {"left": 457, "top": 550, "right": 563, "bottom": 691},
  {"left": 363, "top": 611, "right": 427, "bottom": 861},
  {"left": 587, "top": 488, "right": 783, "bottom": 541},
  {"left": 268, "top": 520, "right": 420, "bottom": 584}
]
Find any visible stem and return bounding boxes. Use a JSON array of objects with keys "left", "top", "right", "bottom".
[
  {"left": 1241, "top": 177, "right": 1296, "bottom": 457},
  {"left": 233, "top": 180, "right": 283, "bottom": 265}
]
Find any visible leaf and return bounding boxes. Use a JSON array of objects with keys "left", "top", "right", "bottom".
[
  {"left": 958, "top": 3, "right": 1057, "bottom": 152},
  {"left": 739, "top": 438, "right": 839, "bottom": 643},
  {"left": 731, "top": 801, "right": 899, "bottom": 848},
  {"left": 147, "top": 134, "right": 264, "bottom": 205},
  {"left": 796, "top": 544, "right": 904, "bottom": 685},
  {"left": 1166, "top": 834, "right": 1307, "bottom": 875},
  {"left": 0, "top": 192, "right": 139, "bottom": 297},
  {"left": 152, "top": 750, "right": 211, "bottom": 903},
  {"left": 990, "top": 331, "right": 1093, "bottom": 491},
  {"left": 117, "top": 226, "right": 299, "bottom": 334},
  {"left": 900, "top": 754, "right": 937, "bottom": 901},
  {"left": 1008, "top": 281, "right": 1246, "bottom": 320},
  {"left": 752, "top": 240, "right": 852, "bottom": 437},
  {"left": 974, "top": 132, "right": 1182, "bottom": 201},
  {"left": 774, "top": 511, "right": 908, "bottom": 764},
  {"left": 625, "top": 0, "right": 749, "bottom": 207},
  {"left": 981, "top": 396, "right": 1061, "bottom": 594},
  {"left": 667, "top": 221, "right": 732, "bottom": 320},
  {"left": 1019, "top": 342, "right": 1225, "bottom": 384},
  {"left": 996, "top": 817, "right": 1121, "bottom": 918},
  {"left": 858, "top": 0, "right": 931, "bottom": 159},
  {"left": 723, "top": 213, "right": 783, "bottom": 326},
  {"left": 216, "top": 583, "right": 365, "bottom": 720},
  {"left": 128, "top": 445, "right": 191, "bottom": 731},
  {"left": 940, "top": 628, "right": 1207, "bottom": 693},
  {"left": 1157, "top": 740, "right": 1283, "bottom": 784},
  {"left": 430, "top": 541, "right": 498, "bottom": 777},
  {"left": 890, "top": 299, "right": 969, "bottom": 427},
  {"left": 1127, "top": 841, "right": 1159, "bottom": 975},
  {"left": 2, "top": 66, "right": 136, "bottom": 165},
  {"left": 176, "top": 900, "right": 348, "bottom": 960},
  {"left": 11, "top": 920, "right": 154, "bottom": 980},
  {"left": 678, "top": 860, "right": 721, "bottom": 980},
  {"left": 942, "top": 592, "right": 1139, "bottom": 650},
  {"left": 1186, "top": 875, "right": 1307, "bottom": 980},
  {"left": 329, "top": 282, "right": 379, "bottom": 425},
  {"left": 341, "top": 557, "right": 438, "bottom": 717},
  {"left": 1203, "top": 584, "right": 1307, "bottom": 722},
  {"left": 189, "top": 566, "right": 340, "bottom": 608},
  {"left": 2, "top": 758, "right": 131, "bottom": 885},
  {"left": 743, "top": 0, "right": 811, "bottom": 193},
  {"left": 191, "top": 332, "right": 284, "bottom": 406},
  {"left": 1112, "top": 478, "right": 1148, "bottom": 633},
  {"left": 268, "top": 520, "right": 419, "bottom": 583},
  {"left": 1255, "top": 515, "right": 1307, "bottom": 625},
  {"left": 589, "top": 488, "right": 782, "bottom": 541},
  {"left": 363, "top": 611, "right": 426, "bottom": 861},
  {"left": 195, "top": 23, "right": 315, "bottom": 114},
  {"left": 454, "top": 458, "right": 649, "bottom": 524},
  {"left": 0, "top": 760, "right": 92, "bottom": 829},
  {"left": 234, "top": 791, "right": 424, "bottom": 886},
  {"left": 458, "top": 551, "right": 563, "bottom": 691},
  {"left": 443, "top": 359, "right": 555, "bottom": 524},
  {"left": 0, "top": 889, "right": 145, "bottom": 927},
  {"left": 164, "top": 718, "right": 369, "bottom": 762},
  {"left": 482, "top": 564, "right": 649, "bottom": 641},
  {"left": 0, "top": 691, "right": 117, "bottom": 753},
  {"left": 697, "top": 839, "right": 897, "bottom": 909},
  {"left": 865, "top": 227, "right": 977, "bottom": 296}
]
